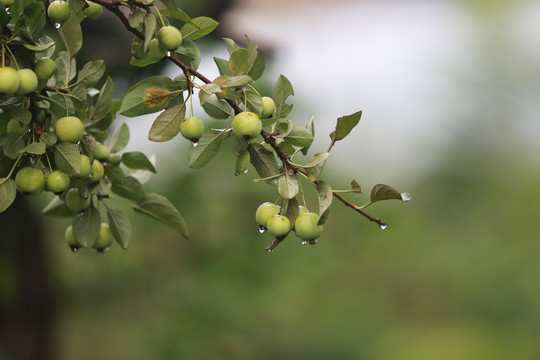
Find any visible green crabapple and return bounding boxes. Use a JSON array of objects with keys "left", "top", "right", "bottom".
[
  {"left": 267, "top": 215, "right": 291, "bottom": 237},
  {"left": 65, "top": 188, "right": 90, "bottom": 212},
  {"left": 0, "top": 67, "right": 20, "bottom": 95},
  {"left": 294, "top": 212, "right": 324, "bottom": 241},
  {"left": 15, "top": 167, "right": 45, "bottom": 195},
  {"left": 54, "top": 116, "right": 84, "bottom": 143},
  {"left": 148, "top": 38, "right": 167, "bottom": 61},
  {"left": 180, "top": 116, "right": 205, "bottom": 142},
  {"left": 94, "top": 223, "right": 112, "bottom": 253},
  {"left": 1, "top": 0, "right": 14, "bottom": 6},
  {"left": 47, "top": 0, "right": 70, "bottom": 24},
  {"left": 46, "top": 170, "right": 70, "bottom": 193},
  {"left": 16, "top": 69, "right": 38, "bottom": 94},
  {"left": 158, "top": 26, "right": 182, "bottom": 50},
  {"left": 261, "top": 97, "right": 276, "bottom": 118},
  {"left": 94, "top": 144, "right": 110, "bottom": 160},
  {"left": 232, "top": 112, "right": 262, "bottom": 139},
  {"left": 35, "top": 58, "right": 56, "bottom": 81},
  {"left": 78, "top": 154, "right": 91, "bottom": 178},
  {"left": 88, "top": 160, "right": 104, "bottom": 183},
  {"left": 255, "top": 202, "right": 281, "bottom": 228},
  {"left": 65, "top": 225, "right": 83, "bottom": 251},
  {"left": 83, "top": 1, "right": 102, "bottom": 20}
]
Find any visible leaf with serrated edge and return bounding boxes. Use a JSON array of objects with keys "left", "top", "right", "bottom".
[
  {"left": 107, "top": 208, "right": 132, "bottom": 250},
  {"left": 278, "top": 174, "right": 299, "bottom": 200},
  {"left": 370, "top": 184, "right": 402, "bottom": 204},
  {"left": 54, "top": 142, "right": 81, "bottom": 176},
  {"left": 330, "top": 110, "right": 362, "bottom": 142},
  {"left": 133, "top": 193, "right": 190, "bottom": 240},
  {"left": 0, "top": 178, "right": 17, "bottom": 213},
  {"left": 148, "top": 103, "right": 185, "bottom": 142},
  {"left": 316, "top": 180, "right": 333, "bottom": 216},
  {"left": 188, "top": 129, "right": 228, "bottom": 169},
  {"left": 180, "top": 16, "right": 218, "bottom": 40}
]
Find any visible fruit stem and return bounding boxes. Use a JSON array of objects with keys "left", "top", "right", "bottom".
[
  {"left": 4, "top": 45, "right": 19, "bottom": 69},
  {"left": 0, "top": 155, "right": 23, "bottom": 185}
]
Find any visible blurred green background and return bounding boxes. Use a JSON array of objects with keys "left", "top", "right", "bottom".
[{"left": 2, "top": 0, "right": 540, "bottom": 359}]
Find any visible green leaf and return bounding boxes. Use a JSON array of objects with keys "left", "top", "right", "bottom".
[
  {"left": 77, "top": 60, "right": 105, "bottom": 87},
  {"left": 0, "top": 178, "right": 16, "bottom": 213},
  {"left": 23, "top": 42, "right": 55, "bottom": 52},
  {"left": 235, "top": 150, "right": 250, "bottom": 176},
  {"left": 370, "top": 184, "right": 404, "bottom": 204},
  {"left": 41, "top": 196, "right": 73, "bottom": 218},
  {"left": 245, "top": 89, "right": 263, "bottom": 117},
  {"left": 246, "top": 48, "right": 265, "bottom": 81},
  {"left": 214, "top": 75, "right": 253, "bottom": 88},
  {"left": 129, "top": 8, "right": 145, "bottom": 28},
  {"left": 285, "top": 197, "right": 300, "bottom": 230},
  {"left": 107, "top": 208, "right": 132, "bottom": 250},
  {"left": 61, "top": 13, "right": 83, "bottom": 57},
  {"left": 305, "top": 152, "right": 329, "bottom": 182},
  {"left": 229, "top": 48, "right": 250, "bottom": 74},
  {"left": 108, "top": 123, "right": 130, "bottom": 153},
  {"left": 223, "top": 38, "right": 239, "bottom": 54},
  {"left": 122, "top": 152, "right": 157, "bottom": 173},
  {"left": 39, "top": 132, "right": 57, "bottom": 147},
  {"left": 198, "top": 83, "right": 221, "bottom": 105},
  {"left": 119, "top": 76, "right": 179, "bottom": 117},
  {"left": 111, "top": 176, "right": 146, "bottom": 202},
  {"left": 316, "top": 180, "right": 333, "bottom": 216},
  {"left": 180, "top": 16, "right": 218, "bottom": 40},
  {"left": 2, "top": 133, "right": 26, "bottom": 159},
  {"left": 143, "top": 13, "right": 156, "bottom": 52},
  {"left": 278, "top": 174, "right": 299, "bottom": 200},
  {"left": 285, "top": 126, "right": 313, "bottom": 148},
  {"left": 173, "top": 39, "right": 201, "bottom": 70},
  {"left": 273, "top": 75, "right": 294, "bottom": 119},
  {"left": 350, "top": 180, "right": 362, "bottom": 193},
  {"left": 188, "top": 129, "right": 229, "bottom": 169},
  {"left": 89, "top": 76, "right": 114, "bottom": 124},
  {"left": 214, "top": 57, "right": 232, "bottom": 76},
  {"left": 275, "top": 120, "right": 293, "bottom": 137},
  {"left": 329, "top": 110, "right": 362, "bottom": 143},
  {"left": 73, "top": 205, "right": 101, "bottom": 246},
  {"left": 19, "top": 142, "right": 46, "bottom": 155},
  {"left": 148, "top": 103, "right": 186, "bottom": 142},
  {"left": 247, "top": 144, "right": 281, "bottom": 183},
  {"left": 201, "top": 94, "right": 231, "bottom": 120},
  {"left": 54, "top": 51, "right": 76, "bottom": 87},
  {"left": 133, "top": 193, "right": 190, "bottom": 240},
  {"left": 54, "top": 142, "right": 81, "bottom": 176},
  {"left": 160, "top": 8, "right": 193, "bottom": 23}
]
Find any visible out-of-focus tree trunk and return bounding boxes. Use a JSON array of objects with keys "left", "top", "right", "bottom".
[{"left": 0, "top": 197, "right": 55, "bottom": 360}]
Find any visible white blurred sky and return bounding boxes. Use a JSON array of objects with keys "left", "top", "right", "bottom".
[{"left": 124, "top": 0, "right": 540, "bottom": 185}]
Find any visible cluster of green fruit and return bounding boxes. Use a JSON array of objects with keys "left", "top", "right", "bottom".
[
  {"left": 255, "top": 202, "right": 324, "bottom": 245},
  {"left": 0, "top": 57, "right": 55, "bottom": 97},
  {"left": 47, "top": 0, "right": 102, "bottom": 24},
  {"left": 147, "top": 25, "right": 183, "bottom": 61},
  {"left": 178, "top": 97, "right": 275, "bottom": 142},
  {"left": 65, "top": 222, "right": 111, "bottom": 253}
]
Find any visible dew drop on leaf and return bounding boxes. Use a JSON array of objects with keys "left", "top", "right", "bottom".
[{"left": 401, "top": 192, "right": 411, "bottom": 201}]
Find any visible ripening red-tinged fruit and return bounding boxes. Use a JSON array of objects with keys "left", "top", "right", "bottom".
[
  {"left": 158, "top": 26, "right": 182, "bottom": 50},
  {"left": 180, "top": 116, "right": 205, "bottom": 142},
  {"left": 16, "top": 69, "right": 38, "bottom": 94},
  {"left": 65, "top": 188, "right": 91, "bottom": 212},
  {"left": 267, "top": 215, "right": 291, "bottom": 237},
  {"left": 46, "top": 170, "right": 70, "bottom": 194},
  {"left": 83, "top": 1, "right": 102, "bottom": 20},
  {"left": 55, "top": 116, "right": 84, "bottom": 143},
  {"left": 88, "top": 160, "right": 104, "bottom": 183},
  {"left": 35, "top": 58, "right": 56, "bottom": 81},
  {"left": 15, "top": 167, "right": 45, "bottom": 195},
  {"left": 255, "top": 202, "right": 281, "bottom": 228},
  {"left": 261, "top": 97, "right": 276, "bottom": 118},
  {"left": 232, "top": 112, "right": 262, "bottom": 139},
  {"left": 294, "top": 212, "right": 324, "bottom": 241},
  {"left": 94, "top": 223, "right": 112, "bottom": 253},
  {"left": 48, "top": 0, "right": 70, "bottom": 24},
  {"left": 0, "top": 67, "right": 20, "bottom": 95}
]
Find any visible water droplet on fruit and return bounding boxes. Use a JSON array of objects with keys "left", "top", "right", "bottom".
[
  {"left": 301, "top": 240, "right": 308, "bottom": 245},
  {"left": 191, "top": 141, "right": 198, "bottom": 147},
  {"left": 55, "top": 23, "right": 61, "bottom": 29},
  {"left": 167, "top": 51, "right": 172, "bottom": 57},
  {"left": 258, "top": 225, "right": 266, "bottom": 234},
  {"left": 70, "top": 246, "right": 79, "bottom": 252},
  {"left": 379, "top": 224, "right": 387, "bottom": 230},
  {"left": 266, "top": 249, "right": 273, "bottom": 253},
  {"left": 401, "top": 192, "right": 411, "bottom": 201}
]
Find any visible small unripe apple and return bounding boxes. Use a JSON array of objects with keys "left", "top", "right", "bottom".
[
  {"left": 294, "top": 212, "right": 324, "bottom": 241},
  {"left": 94, "top": 143, "right": 110, "bottom": 160},
  {"left": 94, "top": 223, "right": 112, "bottom": 253},
  {"left": 7, "top": 119, "right": 27, "bottom": 135},
  {"left": 16, "top": 69, "right": 38, "bottom": 94},
  {"left": 15, "top": 167, "right": 45, "bottom": 195},
  {"left": 255, "top": 202, "right": 281, "bottom": 227},
  {"left": 158, "top": 26, "right": 182, "bottom": 50},
  {"left": 232, "top": 112, "right": 262, "bottom": 139},
  {"left": 78, "top": 154, "right": 91, "bottom": 178},
  {"left": 65, "top": 225, "right": 83, "bottom": 251},
  {"left": 83, "top": 1, "right": 102, "bottom": 20},
  {"left": 0, "top": 67, "right": 20, "bottom": 95},
  {"left": 147, "top": 38, "right": 167, "bottom": 61},
  {"left": 48, "top": 0, "right": 70, "bottom": 24},
  {"left": 54, "top": 116, "right": 84, "bottom": 143},
  {"left": 180, "top": 116, "right": 204, "bottom": 142},
  {"left": 261, "top": 96, "right": 276, "bottom": 118},
  {"left": 1, "top": 0, "right": 15, "bottom": 6},
  {"left": 65, "top": 188, "right": 90, "bottom": 212},
  {"left": 267, "top": 215, "right": 291, "bottom": 237},
  {"left": 46, "top": 170, "right": 70, "bottom": 193},
  {"left": 88, "top": 160, "right": 104, "bottom": 182},
  {"left": 35, "top": 58, "right": 56, "bottom": 81}
]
